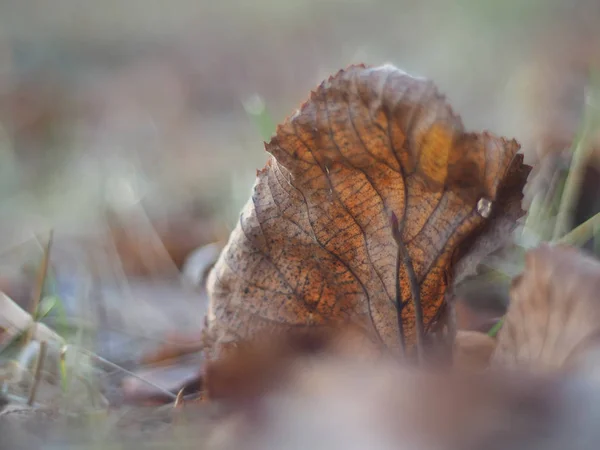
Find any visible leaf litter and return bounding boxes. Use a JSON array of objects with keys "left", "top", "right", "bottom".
[{"left": 4, "top": 62, "right": 600, "bottom": 449}]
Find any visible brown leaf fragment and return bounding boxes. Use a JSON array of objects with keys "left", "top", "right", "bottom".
[
  {"left": 492, "top": 244, "right": 600, "bottom": 372},
  {"left": 204, "top": 64, "right": 528, "bottom": 360}
]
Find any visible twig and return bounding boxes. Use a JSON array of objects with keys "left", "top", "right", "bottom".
[
  {"left": 25, "top": 231, "right": 54, "bottom": 345},
  {"left": 27, "top": 340, "right": 47, "bottom": 406}
]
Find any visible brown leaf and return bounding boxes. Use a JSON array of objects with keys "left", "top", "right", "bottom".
[
  {"left": 204, "top": 64, "right": 528, "bottom": 360},
  {"left": 492, "top": 244, "right": 600, "bottom": 372}
]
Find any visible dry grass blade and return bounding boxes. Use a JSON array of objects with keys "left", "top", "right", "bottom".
[
  {"left": 27, "top": 340, "right": 47, "bottom": 406},
  {"left": 24, "top": 231, "right": 53, "bottom": 345}
]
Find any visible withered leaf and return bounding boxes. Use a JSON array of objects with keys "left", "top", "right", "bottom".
[
  {"left": 204, "top": 64, "right": 527, "bottom": 359},
  {"left": 492, "top": 244, "right": 600, "bottom": 372}
]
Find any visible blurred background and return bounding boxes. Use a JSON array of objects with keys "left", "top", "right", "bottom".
[{"left": 0, "top": 0, "right": 599, "bottom": 365}]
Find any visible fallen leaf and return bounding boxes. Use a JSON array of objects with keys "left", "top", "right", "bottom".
[
  {"left": 491, "top": 244, "right": 600, "bottom": 372},
  {"left": 204, "top": 64, "right": 528, "bottom": 360}
]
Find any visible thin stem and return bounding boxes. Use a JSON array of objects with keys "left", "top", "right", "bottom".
[
  {"left": 27, "top": 340, "right": 48, "bottom": 406},
  {"left": 25, "top": 231, "right": 54, "bottom": 345}
]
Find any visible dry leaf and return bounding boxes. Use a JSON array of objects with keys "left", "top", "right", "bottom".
[
  {"left": 205, "top": 64, "right": 528, "bottom": 360},
  {"left": 492, "top": 244, "right": 600, "bottom": 372}
]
